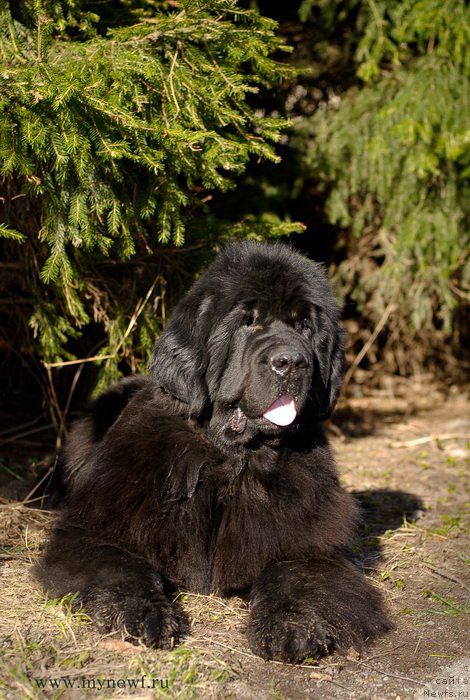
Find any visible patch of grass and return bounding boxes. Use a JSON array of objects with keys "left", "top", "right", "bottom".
[
  {"left": 383, "top": 575, "right": 406, "bottom": 590},
  {"left": 380, "top": 514, "right": 420, "bottom": 541},
  {"left": 402, "top": 543, "right": 415, "bottom": 555},
  {"left": 1, "top": 557, "right": 244, "bottom": 700},
  {"left": 118, "top": 646, "right": 238, "bottom": 698},
  {"left": 428, "top": 514, "right": 469, "bottom": 537},
  {"left": 399, "top": 607, "right": 415, "bottom": 616},
  {"left": 381, "top": 562, "right": 407, "bottom": 590},
  {"left": 45, "top": 592, "right": 91, "bottom": 626},
  {"left": 0, "top": 460, "right": 23, "bottom": 480},
  {"left": 422, "top": 589, "right": 470, "bottom": 617}
]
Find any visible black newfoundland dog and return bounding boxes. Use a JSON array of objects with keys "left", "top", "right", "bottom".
[{"left": 36, "top": 241, "right": 389, "bottom": 663}]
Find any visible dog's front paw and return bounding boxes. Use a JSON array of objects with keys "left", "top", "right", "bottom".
[
  {"left": 247, "top": 607, "right": 335, "bottom": 663},
  {"left": 83, "top": 585, "right": 184, "bottom": 648}
]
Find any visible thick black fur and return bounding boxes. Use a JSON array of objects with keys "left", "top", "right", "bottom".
[{"left": 35, "top": 241, "right": 390, "bottom": 662}]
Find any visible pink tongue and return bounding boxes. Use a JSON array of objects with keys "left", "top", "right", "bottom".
[{"left": 263, "top": 395, "right": 297, "bottom": 426}]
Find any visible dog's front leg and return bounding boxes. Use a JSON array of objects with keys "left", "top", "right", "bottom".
[
  {"left": 34, "top": 525, "right": 186, "bottom": 647},
  {"left": 247, "top": 556, "right": 390, "bottom": 663}
]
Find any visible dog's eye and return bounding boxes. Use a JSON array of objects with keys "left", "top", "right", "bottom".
[
  {"left": 296, "top": 319, "right": 312, "bottom": 338},
  {"left": 241, "top": 310, "right": 255, "bottom": 327}
]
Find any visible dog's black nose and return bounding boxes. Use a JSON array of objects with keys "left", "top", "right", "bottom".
[{"left": 270, "top": 350, "right": 308, "bottom": 376}]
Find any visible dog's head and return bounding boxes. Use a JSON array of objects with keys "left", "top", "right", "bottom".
[{"left": 150, "top": 241, "right": 345, "bottom": 446}]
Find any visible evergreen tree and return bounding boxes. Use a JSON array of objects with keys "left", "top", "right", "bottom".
[
  {"left": 0, "top": 0, "right": 298, "bottom": 404},
  {"left": 294, "top": 0, "right": 469, "bottom": 372}
]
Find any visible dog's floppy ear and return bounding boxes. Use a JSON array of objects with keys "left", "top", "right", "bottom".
[
  {"left": 311, "top": 316, "right": 346, "bottom": 422},
  {"left": 149, "top": 296, "right": 211, "bottom": 417}
]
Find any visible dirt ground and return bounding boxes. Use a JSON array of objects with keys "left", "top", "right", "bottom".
[{"left": 0, "top": 380, "right": 469, "bottom": 699}]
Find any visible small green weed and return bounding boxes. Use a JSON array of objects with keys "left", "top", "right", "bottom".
[{"left": 422, "top": 589, "right": 470, "bottom": 616}]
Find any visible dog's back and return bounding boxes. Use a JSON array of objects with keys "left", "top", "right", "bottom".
[{"left": 60, "top": 375, "right": 149, "bottom": 491}]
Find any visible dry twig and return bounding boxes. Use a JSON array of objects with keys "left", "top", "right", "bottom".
[{"left": 343, "top": 303, "right": 396, "bottom": 387}]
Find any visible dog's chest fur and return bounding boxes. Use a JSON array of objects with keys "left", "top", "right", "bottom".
[{"left": 136, "top": 444, "right": 356, "bottom": 595}]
